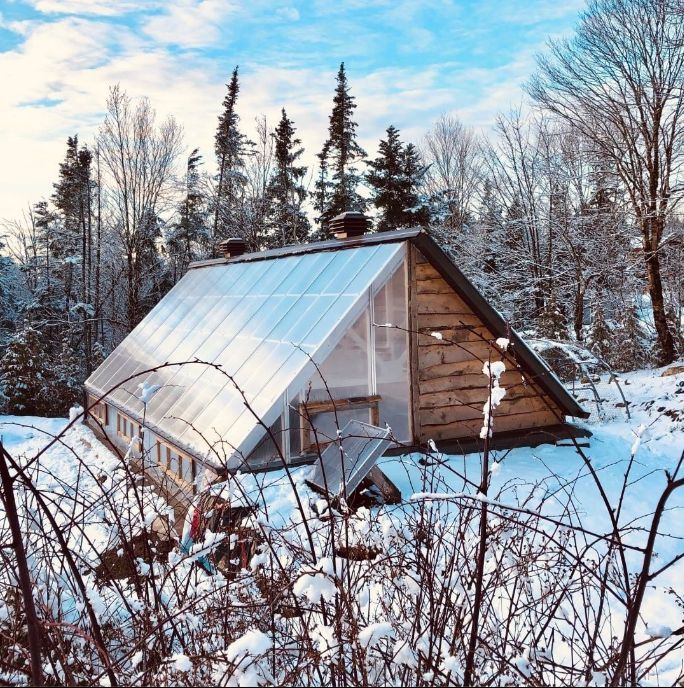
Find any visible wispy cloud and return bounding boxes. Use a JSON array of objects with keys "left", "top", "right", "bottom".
[
  {"left": 22, "top": 0, "right": 159, "bottom": 17},
  {"left": 143, "top": 0, "right": 236, "bottom": 49},
  {"left": 275, "top": 6, "right": 300, "bottom": 21}
]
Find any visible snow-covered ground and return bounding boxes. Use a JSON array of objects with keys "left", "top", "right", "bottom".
[
  {"left": 0, "top": 412, "right": 175, "bottom": 574},
  {"left": 0, "top": 364, "right": 683, "bottom": 685}
]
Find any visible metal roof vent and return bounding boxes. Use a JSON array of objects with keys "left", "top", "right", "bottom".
[
  {"left": 219, "top": 237, "right": 246, "bottom": 259},
  {"left": 330, "top": 211, "right": 370, "bottom": 240}
]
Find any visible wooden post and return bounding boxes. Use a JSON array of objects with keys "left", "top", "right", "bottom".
[
  {"left": 407, "top": 245, "right": 422, "bottom": 443},
  {"left": 0, "top": 443, "right": 42, "bottom": 686}
]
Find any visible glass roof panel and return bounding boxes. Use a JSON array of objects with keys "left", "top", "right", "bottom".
[{"left": 85, "top": 242, "right": 405, "bottom": 460}]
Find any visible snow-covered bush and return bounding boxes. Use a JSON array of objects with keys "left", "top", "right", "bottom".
[{"left": 0, "top": 356, "right": 682, "bottom": 686}]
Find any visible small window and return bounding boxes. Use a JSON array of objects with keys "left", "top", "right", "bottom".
[
  {"left": 168, "top": 448, "right": 180, "bottom": 477},
  {"left": 87, "top": 394, "right": 108, "bottom": 425},
  {"left": 117, "top": 412, "right": 138, "bottom": 441},
  {"left": 154, "top": 439, "right": 197, "bottom": 491},
  {"left": 180, "top": 455, "right": 194, "bottom": 484},
  {"left": 117, "top": 413, "right": 126, "bottom": 438},
  {"left": 299, "top": 395, "right": 381, "bottom": 454}
]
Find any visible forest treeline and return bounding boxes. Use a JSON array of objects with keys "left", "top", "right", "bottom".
[{"left": 0, "top": 0, "right": 683, "bottom": 416}]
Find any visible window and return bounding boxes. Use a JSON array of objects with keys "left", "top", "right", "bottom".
[
  {"left": 117, "top": 412, "right": 137, "bottom": 440},
  {"left": 87, "top": 394, "right": 108, "bottom": 425},
  {"left": 155, "top": 439, "right": 196, "bottom": 490},
  {"left": 294, "top": 262, "right": 411, "bottom": 454},
  {"left": 180, "top": 455, "right": 194, "bottom": 484},
  {"left": 372, "top": 265, "right": 410, "bottom": 441},
  {"left": 299, "top": 395, "right": 381, "bottom": 454},
  {"left": 308, "top": 308, "right": 371, "bottom": 402}
]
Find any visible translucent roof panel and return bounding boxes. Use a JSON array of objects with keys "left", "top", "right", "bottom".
[{"left": 85, "top": 242, "right": 405, "bottom": 462}]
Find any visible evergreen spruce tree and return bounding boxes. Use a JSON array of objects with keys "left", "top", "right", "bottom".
[
  {"left": 134, "top": 209, "right": 170, "bottom": 320},
  {"left": 168, "top": 148, "right": 208, "bottom": 279},
  {"left": 213, "top": 66, "right": 253, "bottom": 245},
  {"left": 314, "top": 147, "right": 331, "bottom": 234},
  {"left": 52, "top": 135, "right": 95, "bottom": 373},
  {"left": 91, "top": 340, "right": 106, "bottom": 369},
  {"left": 478, "top": 178, "right": 503, "bottom": 275},
  {"left": 265, "top": 109, "right": 310, "bottom": 247},
  {"left": 612, "top": 306, "right": 649, "bottom": 371},
  {"left": 366, "top": 126, "right": 430, "bottom": 232},
  {"left": 48, "top": 334, "right": 82, "bottom": 414},
  {"left": 52, "top": 135, "right": 93, "bottom": 261},
  {"left": 52, "top": 136, "right": 80, "bottom": 258},
  {"left": 28, "top": 201, "right": 65, "bottom": 345},
  {"left": 537, "top": 291, "right": 568, "bottom": 341},
  {"left": 315, "top": 63, "right": 367, "bottom": 237},
  {"left": 0, "top": 244, "right": 20, "bottom": 345},
  {"left": 0, "top": 325, "right": 48, "bottom": 415},
  {"left": 587, "top": 301, "right": 613, "bottom": 362},
  {"left": 401, "top": 143, "right": 431, "bottom": 227}
]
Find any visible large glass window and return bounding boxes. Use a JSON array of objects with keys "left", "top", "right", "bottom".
[
  {"left": 307, "top": 309, "right": 371, "bottom": 402},
  {"left": 373, "top": 265, "right": 410, "bottom": 442},
  {"left": 293, "top": 261, "right": 411, "bottom": 455}
]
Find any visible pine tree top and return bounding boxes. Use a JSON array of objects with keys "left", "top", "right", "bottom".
[
  {"left": 215, "top": 66, "right": 242, "bottom": 161},
  {"left": 322, "top": 62, "right": 366, "bottom": 169}
]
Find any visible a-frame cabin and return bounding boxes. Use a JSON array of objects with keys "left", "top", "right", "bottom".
[{"left": 84, "top": 213, "right": 588, "bottom": 497}]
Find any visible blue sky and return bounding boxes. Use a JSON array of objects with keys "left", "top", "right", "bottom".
[{"left": 0, "top": 0, "right": 585, "bottom": 223}]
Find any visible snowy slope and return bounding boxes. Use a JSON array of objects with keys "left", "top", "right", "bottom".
[{"left": 0, "top": 413, "right": 175, "bottom": 566}]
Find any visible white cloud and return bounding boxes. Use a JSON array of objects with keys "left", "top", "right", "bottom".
[
  {"left": 25, "top": 0, "right": 159, "bottom": 16},
  {"left": 143, "top": 0, "right": 235, "bottom": 48},
  {"left": 0, "top": 0, "right": 581, "bottom": 223}
]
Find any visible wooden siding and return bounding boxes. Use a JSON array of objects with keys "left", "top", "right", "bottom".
[{"left": 411, "top": 246, "right": 563, "bottom": 442}]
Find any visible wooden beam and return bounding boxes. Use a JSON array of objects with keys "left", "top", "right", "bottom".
[
  {"left": 419, "top": 408, "right": 562, "bottom": 440},
  {"left": 416, "top": 312, "right": 484, "bottom": 329},
  {"left": 416, "top": 276, "right": 454, "bottom": 295},
  {"left": 408, "top": 245, "right": 422, "bottom": 443},
  {"left": 299, "top": 395, "right": 381, "bottom": 414},
  {"left": 418, "top": 386, "right": 554, "bottom": 410},
  {"left": 418, "top": 370, "right": 530, "bottom": 394}
]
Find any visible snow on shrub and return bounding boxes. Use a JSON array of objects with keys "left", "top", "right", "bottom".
[
  {"left": 480, "top": 359, "right": 507, "bottom": 438},
  {"left": 358, "top": 622, "right": 395, "bottom": 649},
  {"left": 0, "top": 365, "right": 683, "bottom": 687}
]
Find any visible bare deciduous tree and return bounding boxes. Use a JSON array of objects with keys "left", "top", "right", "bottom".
[
  {"left": 421, "top": 114, "right": 482, "bottom": 233},
  {"left": 528, "top": 0, "right": 684, "bottom": 363},
  {"left": 98, "top": 85, "right": 183, "bottom": 330},
  {"left": 242, "top": 115, "right": 274, "bottom": 251}
]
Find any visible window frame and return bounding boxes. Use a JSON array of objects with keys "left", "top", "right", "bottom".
[
  {"left": 299, "top": 394, "right": 381, "bottom": 454},
  {"left": 87, "top": 394, "right": 108, "bottom": 425},
  {"left": 154, "top": 438, "right": 197, "bottom": 493}
]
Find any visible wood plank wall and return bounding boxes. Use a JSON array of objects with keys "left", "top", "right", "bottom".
[{"left": 411, "top": 246, "right": 562, "bottom": 442}]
